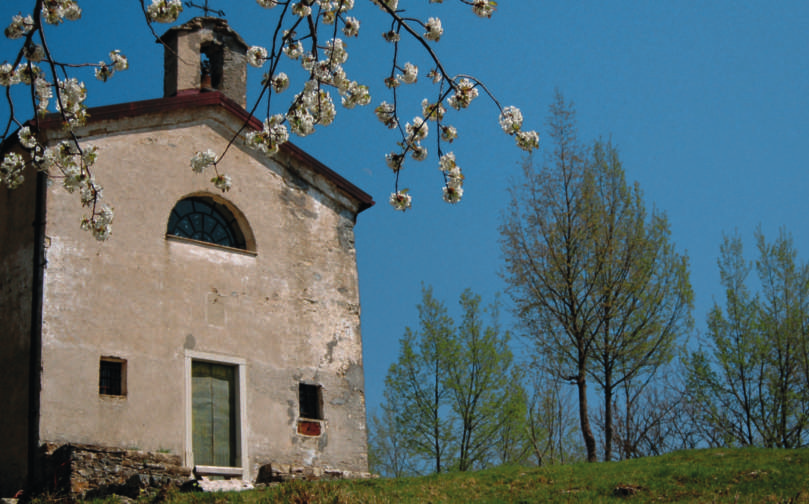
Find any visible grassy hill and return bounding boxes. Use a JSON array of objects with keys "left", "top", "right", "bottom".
[{"left": 106, "top": 448, "right": 809, "bottom": 503}]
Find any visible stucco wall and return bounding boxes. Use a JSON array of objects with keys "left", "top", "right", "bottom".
[
  {"left": 36, "top": 112, "right": 368, "bottom": 480},
  {"left": 0, "top": 160, "right": 38, "bottom": 496}
]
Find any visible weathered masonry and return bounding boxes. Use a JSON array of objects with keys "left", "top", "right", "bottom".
[{"left": 0, "top": 17, "right": 373, "bottom": 497}]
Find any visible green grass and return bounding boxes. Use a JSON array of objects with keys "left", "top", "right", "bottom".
[{"left": 95, "top": 448, "right": 809, "bottom": 503}]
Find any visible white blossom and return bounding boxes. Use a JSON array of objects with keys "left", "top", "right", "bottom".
[
  {"left": 247, "top": 46, "right": 268, "bottom": 68},
  {"left": 82, "top": 144, "right": 99, "bottom": 166},
  {"left": 63, "top": 2, "right": 82, "bottom": 21},
  {"left": 82, "top": 204, "right": 114, "bottom": 241},
  {"left": 95, "top": 64, "right": 113, "bottom": 82},
  {"left": 256, "top": 0, "right": 279, "bottom": 7},
  {"left": 405, "top": 116, "right": 429, "bottom": 144},
  {"left": 291, "top": 3, "right": 312, "bottom": 17},
  {"left": 0, "top": 63, "right": 19, "bottom": 86},
  {"left": 18, "top": 126, "right": 37, "bottom": 149},
  {"left": 211, "top": 173, "right": 232, "bottom": 192},
  {"left": 424, "top": 17, "right": 443, "bottom": 42},
  {"left": 16, "top": 63, "right": 42, "bottom": 85},
  {"left": 110, "top": 50, "right": 128, "bottom": 72},
  {"left": 39, "top": 0, "right": 82, "bottom": 24},
  {"left": 95, "top": 50, "right": 128, "bottom": 82},
  {"left": 389, "top": 190, "right": 412, "bottom": 211},
  {"left": 269, "top": 72, "right": 289, "bottom": 93},
  {"left": 438, "top": 152, "right": 456, "bottom": 172},
  {"left": 410, "top": 144, "right": 428, "bottom": 161},
  {"left": 399, "top": 62, "right": 418, "bottom": 84},
  {"left": 374, "top": 102, "right": 397, "bottom": 128},
  {"left": 146, "top": 0, "right": 183, "bottom": 23},
  {"left": 79, "top": 177, "right": 101, "bottom": 205},
  {"left": 190, "top": 149, "right": 217, "bottom": 173},
  {"left": 442, "top": 184, "right": 463, "bottom": 204},
  {"left": 472, "top": 0, "right": 496, "bottom": 18},
  {"left": 24, "top": 43, "right": 46, "bottom": 62},
  {"left": 56, "top": 78, "right": 88, "bottom": 126},
  {"left": 447, "top": 78, "right": 479, "bottom": 110},
  {"left": 343, "top": 17, "right": 360, "bottom": 37},
  {"left": 515, "top": 130, "right": 539, "bottom": 151},
  {"left": 284, "top": 40, "right": 304, "bottom": 60},
  {"left": 422, "top": 99, "right": 445, "bottom": 121},
  {"left": 372, "top": 0, "right": 399, "bottom": 11},
  {"left": 385, "top": 152, "right": 404, "bottom": 171},
  {"left": 245, "top": 115, "right": 289, "bottom": 155},
  {"left": 34, "top": 76, "right": 51, "bottom": 114},
  {"left": 499, "top": 106, "right": 523, "bottom": 135},
  {"left": 325, "top": 39, "right": 348, "bottom": 65},
  {"left": 5, "top": 14, "right": 34, "bottom": 39},
  {"left": 340, "top": 81, "right": 371, "bottom": 109},
  {"left": 1, "top": 152, "right": 25, "bottom": 189},
  {"left": 441, "top": 125, "right": 458, "bottom": 143}
]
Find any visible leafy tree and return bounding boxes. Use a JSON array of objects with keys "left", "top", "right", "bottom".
[
  {"left": 755, "top": 228, "right": 809, "bottom": 447},
  {"left": 1, "top": 0, "right": 538, "bottom": 238},
  {"left": 382, "top": 285, "right": 454, "bottom": 473},
  {"left": 688, "top": 228, "right": 809, "bottom": 448},
  {"left": 500, "top": 93, "right": 692, "bottom": 462},
  {"left": 584, "top": 140, "right": 692, "bottom": 460},
  {"left": 377, "top": 286, "right": 525, "bottom": 473},
  {"left": 445, "top": 290, "right": 521, "bottom": 470}
]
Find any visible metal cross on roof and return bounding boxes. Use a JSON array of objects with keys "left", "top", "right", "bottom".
[{"left": 184, "top": 0, "right": 226, "bottom": 18}]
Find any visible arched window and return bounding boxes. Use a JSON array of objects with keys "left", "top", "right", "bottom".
[{"left": 167, "top": 196, "right": 247, "bottom": 250}]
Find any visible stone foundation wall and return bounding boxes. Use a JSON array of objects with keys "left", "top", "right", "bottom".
[
  {"left": 37, "top": 443, "right": 375, "bottom": 498},
  {"left": 39, "top": 443, "right": 191, "bottom": 499},
  {"left": 254, "top": 462, "right": 374, "bottom": 484}
]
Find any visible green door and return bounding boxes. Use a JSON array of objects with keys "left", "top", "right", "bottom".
[{"left": 192, "top": 362, "right": 237, "bottom": 467}]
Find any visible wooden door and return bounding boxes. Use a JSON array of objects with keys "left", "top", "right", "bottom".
[{"left": 192, "top": 361, "right": 237, "bottom": 467}]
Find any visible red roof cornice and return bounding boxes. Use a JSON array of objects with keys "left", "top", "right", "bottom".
[{"left": 34, "top": 90, "right": 375, "bottom": 213}]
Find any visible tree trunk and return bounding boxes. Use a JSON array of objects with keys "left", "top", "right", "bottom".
[
  {"left": 604, "top": 366, "right": 613, "bottom": 461},
  {"left": 576, "top": 375, "right": 598, "bottom": 462}
]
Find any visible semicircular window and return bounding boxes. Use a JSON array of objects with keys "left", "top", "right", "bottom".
[{"left": 167, "top": 197, "right": 246, "bottom": 250}]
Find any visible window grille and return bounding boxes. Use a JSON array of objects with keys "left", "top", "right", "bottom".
[
  {"left": 167, "top": 197, "right": 246, "bottom": 249},
  {"left": 99, "top": 359, "right": 125, "bottom": 396}
]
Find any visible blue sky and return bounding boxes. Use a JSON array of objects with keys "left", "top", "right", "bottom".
[{"left": 3, "top": 1, "right": 808, "bottom": 416}]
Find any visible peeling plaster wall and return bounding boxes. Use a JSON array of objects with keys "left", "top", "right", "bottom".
[
  {"left": 36, "top": 115, "right": 368, "bottom": 481},
  {"left": 0, "top": 161, "right": 37, "bottom": 496}
]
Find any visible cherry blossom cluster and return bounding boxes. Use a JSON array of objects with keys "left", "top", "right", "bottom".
[
  {"left": 1, "top": 0, "right": 130, "bottom": 240},
  {"left": 2, "top": 0, "right": 538, "bottom": 242},
  {"left": 363, "top": 0, "right": 538, "bottom": 211},
  {"left": 189, "top": 0, "right": 536, "bottom": 213},
  {"left": 94, "top": 50, "right": 129, "bottom": 82},
  {"left": 189, "top": 148, "right": 232, "bottom": 191}
]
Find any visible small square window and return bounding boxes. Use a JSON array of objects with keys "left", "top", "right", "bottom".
[
  {"left": 299, "top": 383, "right": 322, "bottom": 420},
  {"left": 99, "top": 358, "right": 126, "bottom": 396}
]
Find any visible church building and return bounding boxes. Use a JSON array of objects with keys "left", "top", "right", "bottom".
[{"left": 0, "top": 17, "right": 373, "bottom": 497}]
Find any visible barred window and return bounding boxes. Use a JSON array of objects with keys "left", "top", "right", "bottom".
[{"left": 99, "top": 358, "right": 126, "bottom": 396}]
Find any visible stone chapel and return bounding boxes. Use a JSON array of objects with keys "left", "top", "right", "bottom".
[{"left": 0, "top": 17, "right": 373, "bottom": 497}]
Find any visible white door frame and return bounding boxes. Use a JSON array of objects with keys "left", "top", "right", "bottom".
[{"left": 184, "top": 350, "right": 248, "bottom": 480}]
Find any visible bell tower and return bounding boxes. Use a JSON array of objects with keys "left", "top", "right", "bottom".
[{"left": 159, "top": 17, "right": 248, "bottom": 108}]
